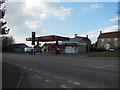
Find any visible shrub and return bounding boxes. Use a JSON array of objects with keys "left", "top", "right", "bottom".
[{"left": 90, "top": 47, "right": 106, "bottom": 52}]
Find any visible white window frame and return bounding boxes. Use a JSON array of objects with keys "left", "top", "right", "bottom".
[
  {"left": 114, "top": 38, "right": 118, "bottom": 41},
  {"left": 108, "top": 38, "right": 110, "bottom": 41},
  {"left": 101, "top": 39, "right": 104, "bottom": 42}
]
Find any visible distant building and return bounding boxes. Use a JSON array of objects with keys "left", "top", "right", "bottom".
[
  {"left": 97, "top": 31, "right": 120, "bottom": 50},
  {"left": 13, "top": 43, "right": 28, "bottom": 53},
  {"left": 61, "top": 34, "right": 91, "bottom": 53}
]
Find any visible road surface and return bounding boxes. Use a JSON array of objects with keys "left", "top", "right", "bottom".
[{"left": 2, "top": 53, "right": 118, "bottom": 88}]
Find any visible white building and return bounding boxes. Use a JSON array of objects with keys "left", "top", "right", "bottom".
[
  {"left": 61, "top": 34, "right": 91, "bottom": 53},
  {"left": 97, "top": 31, "right": 120, "bottom": 50}
]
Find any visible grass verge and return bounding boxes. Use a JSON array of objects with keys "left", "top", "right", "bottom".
[{"left": 88, "top": 52, "right": 120, "bottom": 57}]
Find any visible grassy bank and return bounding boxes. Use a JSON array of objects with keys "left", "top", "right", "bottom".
[{"left": 88, "top": 52, "right": 120, "bottom": 57}]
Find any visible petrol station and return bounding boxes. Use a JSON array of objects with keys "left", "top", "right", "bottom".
[
  {"left": 26, "top": 32, "right": 91, "bottom": 54},
  {"left": 26, "top": 33, "right": 70, "bottom": 54}
]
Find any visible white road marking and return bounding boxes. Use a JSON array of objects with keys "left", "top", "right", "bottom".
[
  {"left": 16, "top": 64, "right": 20, "bottom": 66},
  {"left": 5, "top": 61, "right": 21, "bottom": 67},
  {"left": 61, "top": 85, "right": 67, "bottom": 88},
  {"left": 97, "top": 65, "right": 114, "bottom": 70},
  {"left": 22, "top": 66, "right": 27, "bottom": 69},
  {"left": 97, "top": 65, "right": 113, "bottom": 68},
  {"left": 35, "top": 75, "right": 42, "bottom": 79},
  {"left": 73, "top": 82, "right": 80, "bottom": 85},
  {"left": 28, "top": 68, "right": 32, "bottom": 70},
  {"left": 45, "top": 80, "right": 50, "bottom": 82},
  {"left": 68, "top": 80, "right": 80, "bottom": 85}
]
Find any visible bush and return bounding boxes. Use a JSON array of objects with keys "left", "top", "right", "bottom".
[
  {"left": 114, "top": 46, "right": 120, "bottom": 52},
  {"left": 1, "top": 36, "right": 15, "bottom": 52},
  {"left": 90, "top": 47, "right": 106, "bottom": 52}
]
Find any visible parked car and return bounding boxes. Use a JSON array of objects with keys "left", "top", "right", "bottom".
[
  {"left": 24, "top": 47, "right": 36, "bottom": 54},
  {"left": 49, "top": 48, "right": 60, "bottom": 54},
  {"left": 108, "top": 48, "right": 114, "bottom": 52},
  {"left": 49, "top": 49, "right": 56, "bottom": 54}
]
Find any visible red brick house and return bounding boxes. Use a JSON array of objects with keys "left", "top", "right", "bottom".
[{"left": 97, "top": 31, "right": 120, "bottom": 50}]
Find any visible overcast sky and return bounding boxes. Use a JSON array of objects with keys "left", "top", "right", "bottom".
[{"left": 3, "top": 0, "right": 119, "bottom": 46}]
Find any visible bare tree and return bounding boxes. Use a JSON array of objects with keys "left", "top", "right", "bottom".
[{"left": 0, "top": 0, "right": 10, "bottom": 35}]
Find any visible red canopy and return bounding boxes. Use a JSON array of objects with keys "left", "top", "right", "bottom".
[
  {"left": 26, "top": 35, "right": 70, "bottom": 42},
  {"left": 47, "top": 44, "right": 78, "bottom": 47}
]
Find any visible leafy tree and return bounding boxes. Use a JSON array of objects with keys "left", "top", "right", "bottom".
[{"left": 1, "top": 36, "right": 15, "bottom": 52}]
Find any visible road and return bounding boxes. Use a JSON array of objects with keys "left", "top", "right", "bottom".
[{"left": 2, "top": 53, "right": 118, "bottom": 88}]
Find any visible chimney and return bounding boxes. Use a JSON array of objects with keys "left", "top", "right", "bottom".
[
  {"left": 74, "top": 34, "right": 77, "bottom": 38},
  {"left": 86, "top": 35, "right": 88, "bottom": 38},
  {"left": 100, "top": 31, "right": 102, "bottom": 34}
]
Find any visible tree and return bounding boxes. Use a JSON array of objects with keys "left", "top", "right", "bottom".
[
  {"left": 1, "top": 36, "right": 15, "bottom": 52},
  {"left": 0, "top": 0, "right": 10, "bottom": 35}
]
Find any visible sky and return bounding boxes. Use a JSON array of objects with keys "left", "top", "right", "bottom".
[{"left": 2, "top": 0, "right": 119, "bottom": 46}]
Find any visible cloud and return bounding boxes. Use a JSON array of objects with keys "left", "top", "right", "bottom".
[
  {"left": 79, "top": 30, "right": 99, "bottom": 43},
  {"left": 5, "top": 2, "right": 72, "bottom": 45},
  {"left": 82, "top": 3, "right": 103, "bottom": 13},
  {"left": 25, "top": 21, "right": 40, "bottom": 30},
  {"left": 51, "top": 6, "right": 72, "bottom": 20},
  {"left": 109, "top": 16, "right": 120, "bottom": 22},
  {"left": 40, "top": 13, "right": 48, "bottom": 19},
  {"left": 23, "top": 1, "right": 72, "bottom": 20},
  {"left": 91, "top": 3, "right": 103, "bottom": 8},
  {"left": 101, "top": 25, "right": 119, "bottom": 32}
]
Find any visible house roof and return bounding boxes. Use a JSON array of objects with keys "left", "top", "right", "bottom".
[
  {"left": 70, "top": 38, "right": 83, "bottom": 42},
  {"left": 71, "top": 37, "right": 91, "bottom": 42},
  {"left": 98, "top": 31, "right": 120, "bottom": 39},
  {"left": 62, "top": 37, "right": 90, "bottom": 43}
]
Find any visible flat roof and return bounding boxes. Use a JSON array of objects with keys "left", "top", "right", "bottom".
[{"left": 26, "top": 35, "right": 70, "bottom": 42}]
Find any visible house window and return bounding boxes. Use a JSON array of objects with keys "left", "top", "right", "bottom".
[
  {"left": 115, "top": 43, "right": 118, "bottom": 46},
  {"left": 101, "top": 39, "right": 104, "bottom": 42},
  {"left": 114, "top": 38, "right": 118, "bottom": 41}
]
